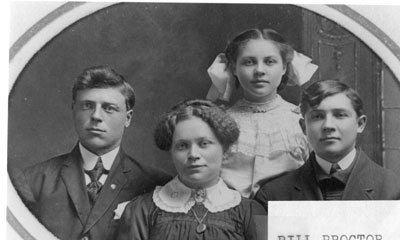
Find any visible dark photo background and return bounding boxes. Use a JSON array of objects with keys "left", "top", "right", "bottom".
[{"left": 8, "top": 3, "right": 305, "bottom": 174}]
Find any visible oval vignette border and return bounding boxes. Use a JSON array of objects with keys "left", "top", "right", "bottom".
[{"left": 8, "top": 3, "right": 400, "bottom": 240}]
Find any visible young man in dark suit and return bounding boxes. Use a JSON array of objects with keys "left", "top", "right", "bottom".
[
  {"left": 255, "top": 79, "right": 400, "bottom": 209},
  {"left": 10, "top": 66, "right": 171, "bottom": 240}
]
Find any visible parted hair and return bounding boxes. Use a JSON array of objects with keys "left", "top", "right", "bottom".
[
  {"left": 300, "top": 79, "right": 364, "bottom": 117},
  {"left": 72, "top": 66, "right": 136, "bottom": 110},
  {"left": 154, "top": 99, "right": 240, "bottom": 152},
  {"left": 225, "top": 28, "right": 296, "bottom": 91}
]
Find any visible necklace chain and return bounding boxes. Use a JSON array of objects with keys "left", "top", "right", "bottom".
[{"left": 191, "top": 208, "right": 209, "bottom": 224}]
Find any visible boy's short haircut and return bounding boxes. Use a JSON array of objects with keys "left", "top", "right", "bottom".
[
  {"left": 72, "top": 66, "right": 136, "bottom": 111},
  {"left": 300, "top": 79, "right": 364, "bottom": 117}
]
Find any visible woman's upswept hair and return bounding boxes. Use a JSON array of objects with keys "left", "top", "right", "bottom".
[{"left": 154, "top": 99, "right": 240, "bottom": 152}]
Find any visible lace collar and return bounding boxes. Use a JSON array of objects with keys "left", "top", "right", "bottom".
[
  {"left": 153, "top": 176, "right": 241, "bottom": 213},
  {"left": 232, "top": 95, "right": 283, "bottom": 113}
]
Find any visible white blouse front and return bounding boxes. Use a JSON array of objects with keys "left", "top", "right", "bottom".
[{"left": 221, "top": 95, "right": 309, "bottom": 198}]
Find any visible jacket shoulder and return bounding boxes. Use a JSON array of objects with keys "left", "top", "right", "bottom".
[
  {"left": 119, "top": 150, "right": 173, "bottom": 186},
  {"left": 256, "top": 168, "right": 301, "bottom": 200},
  {"left": 351, "top": 150, "right": 400, "bottom": 199},
  {"left": 264, "top": 170, "right": 299, "bottom": 189},
  {"left": 23, "top": 152, "right": 72, "bottom": 176},
  {"left": 361, "top": 154, "right": 400, "bottom": 184},
  {"left": 8, "top": 151, "right": 76, "bottom": 207}
]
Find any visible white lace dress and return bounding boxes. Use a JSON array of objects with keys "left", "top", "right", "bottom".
[{"left": 221, "top": 95, "right": 309, "bottom": 198}]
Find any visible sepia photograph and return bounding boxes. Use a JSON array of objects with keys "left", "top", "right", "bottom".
[{"left": 6, "top": 1, "right": 400, "bottom": 239}]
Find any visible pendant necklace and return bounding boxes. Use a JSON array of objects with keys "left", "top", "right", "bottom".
[
  {"left": 191, "top": 208, "right": 209, "bottom": 233},
  {"left": 191, "top": 189, "right": 208, "bottom": 233}
]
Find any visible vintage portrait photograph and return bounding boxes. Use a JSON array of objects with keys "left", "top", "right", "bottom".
[{"left": 6, "top": 1, "right": 400, "bottom": 240}]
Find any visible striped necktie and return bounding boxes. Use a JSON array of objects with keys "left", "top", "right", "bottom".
[
  {"left": 320, "top": 163, "right": 344, "bottom": 200},
  {"left": 85, "top": 157, "right": 109, "bottom": 204}
]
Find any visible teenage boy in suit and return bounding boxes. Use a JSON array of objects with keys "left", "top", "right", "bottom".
[
  {"left": 10, "top": 66, "right": 171, "bottom": 240},
  {"left": 255, "top": 79, "right": 400, "bottom": 209}
]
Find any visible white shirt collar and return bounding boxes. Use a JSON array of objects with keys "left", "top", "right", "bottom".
[
  {"left": 79, "top": 143, "right": 119, "bottom": 171},
  {"left": 315, "top": 148, "right": 356, "bottom": 174},
  {"left": 152, "top": 176, "right": 241, "bottom": 213}
]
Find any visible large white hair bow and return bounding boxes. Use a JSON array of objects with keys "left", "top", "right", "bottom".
[
  {"left": 206, "top": 51, "right": 318, "bottom": 101},
  {"left": 206, "top": 53, "right": 236, "bottom": 101},
  {"left": 290, "top": 51, "right": 319, "bottom": 86}
]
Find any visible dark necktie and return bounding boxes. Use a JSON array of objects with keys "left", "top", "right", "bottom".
[
  {"left": 85, "top": 157, "right": 108, "bottom": 204},
  {"left": 320, "top": 163, "right": 344, "bottom": 200},
  {"left": 330, "top": 163, "right": 341, "bottom": 174}
]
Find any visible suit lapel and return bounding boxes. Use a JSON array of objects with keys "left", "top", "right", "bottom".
[
  {"left": 83, "top": 149, "right": 130, "bottom": 234},
  {"left": 61, "top": 146, "right": 91, "bottom": 225},
  {"left": 343, "top": 151, "right": 374, "bottom": 200},
  {"left": 295, "top": 154, "right": 324, "bottom": 200}
]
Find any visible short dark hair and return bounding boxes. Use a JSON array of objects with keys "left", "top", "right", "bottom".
[
  {"left": 225, "top": 28, "right": 295, "bottom": 91},
  {"left": 300, "top": 79, "right": 364, "bottom": 117},
  {"left": 72, "top": 66, "right": 136, "bottom": 110},
  {"left": 154, "top": 99, "right": 240, "bottom": 152}
]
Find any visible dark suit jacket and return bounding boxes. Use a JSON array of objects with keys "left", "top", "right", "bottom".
[
  {"left": 254, "top": 150, "right": 400, "bottom": 210},
  {"left": 9, "top": 145, "right": 172, "bottom": 240}
]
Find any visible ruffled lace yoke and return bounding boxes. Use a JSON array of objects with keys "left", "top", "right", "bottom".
[
  {"left": 222, "top": 95, "right": 309, "bottom": 197},
  {"left": 231, "top": 95, "right": 291, "bottom": 113},
  {"left": 153, "top": 176, "right": 241, "bottom": 213},
  {"left": 227, "top": 95, "right": 307, "bottom": 158}
]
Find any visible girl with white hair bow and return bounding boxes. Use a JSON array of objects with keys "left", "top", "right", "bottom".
[{"left": 207, "top": 28, "right": 318, "bottom": 198}]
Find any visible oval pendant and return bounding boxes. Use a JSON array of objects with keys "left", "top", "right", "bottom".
[{"left": 196, "top": 223, "right": 207, "bottom": 233}]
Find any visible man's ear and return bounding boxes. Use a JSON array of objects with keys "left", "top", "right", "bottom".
[
  {"left": 357, "top": 115, "right": 367, "bottom": 133},
  {"left": 125, "top": 109, "right": 133, "bottom": 127},
  {"left": 299, "top": 118, "right": 306, "bottom": 135}
]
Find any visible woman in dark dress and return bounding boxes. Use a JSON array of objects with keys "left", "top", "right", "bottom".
[{"left": 115, "top": 99, "right": 266, "bottom": 240}]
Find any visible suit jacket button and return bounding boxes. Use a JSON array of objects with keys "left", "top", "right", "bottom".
[
  {"left": 111, "top": 184, "right": 116, "bottom": 189},
  {"left": 81, "top": 236, "right": 89, "bottom": 240}
]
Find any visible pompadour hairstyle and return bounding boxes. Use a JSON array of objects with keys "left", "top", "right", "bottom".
[
  {"left": 154, "top": 99, "right": 240, "bottom": 152},
  {"left": 72, "top": 66, "right": 136, "bottom": 110}
]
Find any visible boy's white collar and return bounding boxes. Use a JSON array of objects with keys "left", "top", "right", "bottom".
[
  {"left": 315, "top": 148, "right": 356, "bottom": 174},
  {"left": 153, "top": 176, "right": 241, "bottom": 213}
]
